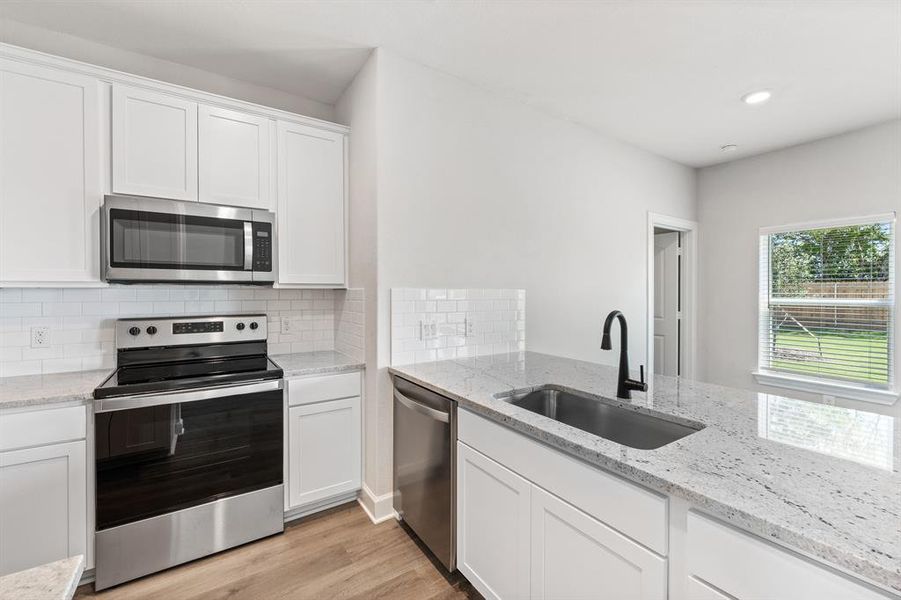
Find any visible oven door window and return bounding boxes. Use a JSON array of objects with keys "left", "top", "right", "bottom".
[
  {"left": 109, "top": 208, "right": 246, "bottom": 271},
  {"left": 95, "top": 389, "right": 282, "bottom": 531}
]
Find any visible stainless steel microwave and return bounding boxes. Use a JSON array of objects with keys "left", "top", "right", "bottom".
[{"left": 102, "top": 195, "right": 276, "bottom": 284}]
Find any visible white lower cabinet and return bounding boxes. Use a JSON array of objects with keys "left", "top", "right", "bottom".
[
  {"left": 287, "top": 397, "right": 361, "bottom": 508},
  {"left": 284, "top": 372, "right": 362, "bottom": 513},
  {"left": 0, "top": 440, "right": 87, "bottom": 576},
  {"left": 531, "top": 486, "right": 666, "bottom": 600},
  {"left": 458, "top": 442, "right": 532, "bottom": 600},
  {"left": 458, "top": 441, "right": 665, "bottom": 600},
  {"left": 685, "top": 511, "right": 893, "bottom": 600}
]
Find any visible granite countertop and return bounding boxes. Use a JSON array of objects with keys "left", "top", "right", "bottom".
[
  {"left": 270, "top": 350, "right": 365, "bottom": 378},
  {"left": 389, "top": 351, "right": 901, "bottom": 593},
  {"left": 0, "top": 555, "right": 84, "bottom": 600},
  {"left": 0, "top": 369, "right": 111, "bottom": 410},
  {"left": 0, "top": 351, "right": 364, "bottom": 410}
]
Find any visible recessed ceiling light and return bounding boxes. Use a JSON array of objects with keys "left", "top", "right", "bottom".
[
  {"left": 720, "top": 144, "right": 738, "bottom": 153},
  {"left": 741, "top": 90, "right": 772, "bottom": 105}
]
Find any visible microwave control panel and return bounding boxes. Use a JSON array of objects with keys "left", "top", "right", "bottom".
[{"left": 252, "top": 222, "right": 273, "bottom": 272}]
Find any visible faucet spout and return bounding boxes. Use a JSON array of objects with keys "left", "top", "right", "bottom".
[{"left": 601, "top": 310, "right": 647, "bottom": 400}]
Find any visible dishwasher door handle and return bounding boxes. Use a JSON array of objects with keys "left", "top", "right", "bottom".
[{"left": 394, "top": 389, "right": 450, "bottom": 423}]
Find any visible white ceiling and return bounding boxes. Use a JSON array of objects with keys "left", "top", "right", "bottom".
[{"left": 1, "top": 1, "right": 899, "bottom": 167}]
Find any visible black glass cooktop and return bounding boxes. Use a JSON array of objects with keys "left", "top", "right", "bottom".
[{"left": 94, "top": 342, "right": 283, "bottom": 399}]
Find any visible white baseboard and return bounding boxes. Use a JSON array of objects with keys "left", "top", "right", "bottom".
[
  {"left": 284, "top": 491, "right": 359, "bottom": 523},
  {"left": 357, "top": 482, "right": 395, "bottom": 524}
]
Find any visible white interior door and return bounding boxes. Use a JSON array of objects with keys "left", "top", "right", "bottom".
[{"left": 653, "top": 232, "right": 680, "bottom": 376}]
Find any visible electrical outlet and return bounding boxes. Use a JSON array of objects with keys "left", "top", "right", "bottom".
[
  {"left": 465, "top": 317, "right": 473, "bottom": 337},
  {"left": 31, "top": 326, "right": 50, "bottom": 348},
  {"left": 420, "top": 319, "right": 438, "bottom": 340}
]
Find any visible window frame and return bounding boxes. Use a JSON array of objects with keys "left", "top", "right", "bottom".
[{"left": 753, "top": 212, "right": 898, "bottom": 405}]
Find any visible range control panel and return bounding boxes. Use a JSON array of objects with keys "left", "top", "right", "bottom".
[
  {"left": 116, "top": 314, "right": 268, "bottom": 349},
  {"left": 173, "top": 321, "right": 224, "bottom": 335}
]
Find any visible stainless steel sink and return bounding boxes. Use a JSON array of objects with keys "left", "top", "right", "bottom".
[{"left": 501, "top": 386, "right": 702, "bottom": 450}]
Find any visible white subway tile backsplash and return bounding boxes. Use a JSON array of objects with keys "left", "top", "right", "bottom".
[
  {"left": 2, "top": 303, "right": 42, "bottom": 317},
  {"left": 101, "top": 288, "right": 137, "bottom": 302},
  {"left": 63, "top": 289, "right": 101, "bottom": 302},
  {"left": 390, "top": 288, "right": 525, "bottom": 366},
  {"left": 0, "top": 289, "right": 23, "bottom": 303},
  {"left": 21, "top": 289, "right": 63, "bottom": 302},
  {"left": 136, "top": 288, "right": 171, "bottom": 302},
  {"left": 0, "top": 285, "right": 366, "bottom": 376}
]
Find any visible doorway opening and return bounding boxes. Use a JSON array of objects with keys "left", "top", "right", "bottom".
[{"left": 646, "top": 213, "right": 697, "bottom": 388}]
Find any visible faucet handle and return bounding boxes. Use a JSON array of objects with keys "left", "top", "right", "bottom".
[{"left": 639, "top": 364, "right": 645, "bottom": 383}]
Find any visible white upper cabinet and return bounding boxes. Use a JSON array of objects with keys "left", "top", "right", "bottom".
[
  {"left": 277, "top": 121, "right": 347, "bottom": 287},
  {"left": 199, "top": 105, "right": 272, "bottom": 209},
  {"left": 0, "top": 60, "right": 101, "bottom": 285},
  {"left": 112, "top": 85, "right": 198, "bottom": 201}
]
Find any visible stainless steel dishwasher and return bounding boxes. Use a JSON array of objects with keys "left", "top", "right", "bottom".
[{"left": 393, "top": 376, "right": 457, "bottom": 571}]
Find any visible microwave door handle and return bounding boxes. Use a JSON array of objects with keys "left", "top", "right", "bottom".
[{"left": 244, "top": 222, "right": 253, "bottom": 270}]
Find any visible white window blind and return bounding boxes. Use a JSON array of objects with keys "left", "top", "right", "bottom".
[{"left": 759, "top": 215, "right": 895, "bottom": 390}]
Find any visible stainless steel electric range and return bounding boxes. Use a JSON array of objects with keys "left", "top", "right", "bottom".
[{"left": 92, "top": 314, "right": 284, "bottom": 590}]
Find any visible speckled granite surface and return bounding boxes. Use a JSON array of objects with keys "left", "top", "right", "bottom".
[
  {"left": 389, "top": 351, "right": 901, "bottom": 593},
  {"left": 271, "top": 350, "right": 364, "bottom": 378},
  {"left": 0, "top": 369, "right": 109, "bottom": 409},
  {"left": 0, "top": 555, "right": 83, "bottom": 600},
  {"left": 0, "top": 351, "right": 363, "bottom": 410}
]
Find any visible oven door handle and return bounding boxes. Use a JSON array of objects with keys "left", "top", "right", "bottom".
[{"left": 95, "top": 379, "right": 283, "bottom": 413}]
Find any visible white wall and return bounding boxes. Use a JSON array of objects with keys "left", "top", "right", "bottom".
[
  {"left": 377, "top": 52, "right": 696, "bottom": 367},
  {"left": 0, "top": 19, "right": 335, "bottom": 121},
  {"left": 338, "top": 50, "right": 696, "bottom": 510},
  {"left": 697, "top": 120, "right": 901, "bottom": 414},
  {"left": 335, "top": 53, "right": 383, "bottom": 514}
]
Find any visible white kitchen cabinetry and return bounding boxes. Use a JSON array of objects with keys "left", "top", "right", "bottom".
[
  {"left": 457, "top": 441, "right": 665, "bottom": 600},
  {"left": 531, "top": 486, "right": 666, "bottom": 600},
  {"left": 112, "top": 85, "right": 198, "bottom": 201},
  {"left": 277, "top": 121, "right": 347, "bottom": 287},
  {"left": 0, "top": 60, "right": 101, "bottom": 285},
  {"left": 199, "top": 105, "right": 272, "bottom": 209},
  {"left": 285, "top": 372, "right": 361, "bottom": 512},
  {"left": 0, "top": 406, "right": 88, "bottom": 576},
  {"left": 685, "top": 511, "right": 893, "bottom": 600},
  {"left": 458, "top": 442, "right": 532, "bottom": 600}
]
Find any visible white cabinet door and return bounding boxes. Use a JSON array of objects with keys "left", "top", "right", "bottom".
[
  {"left": 457, "top": 442, "right": 531, "bottom": 600},
  {"left": 276, "top": 121, "right": 346, "bottom": 286},
  {"left": 531, "top": 486, "right": 666, "bottom": 600},
  {"left": 687, "top": 511, "right": 892, "bottom": 600},
  {"left": 0, "top": 441, "right": 86, "bottom": 576},
  {"left": 199, "top": 105, "right": 271, "bottom": 209},
  {"left": 112, "top": 85, "right": 198, "bottom": 200},
  {"left": 287, "top": 396, "right": 361, "bottom": 509},
  {"left": 686, "top": 576, "right": 736, "bottom": 600},
  {"left": 0, "top": 60, "right": 101, "bottom": 284}
]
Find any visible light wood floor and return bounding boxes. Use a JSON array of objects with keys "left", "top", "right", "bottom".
[{"left": 76, "top": 502, "right": 480, "bottom": 600}]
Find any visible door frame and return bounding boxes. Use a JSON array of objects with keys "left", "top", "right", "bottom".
[{"left": 646, "top": 212, "right": 698, "bottom": 390}]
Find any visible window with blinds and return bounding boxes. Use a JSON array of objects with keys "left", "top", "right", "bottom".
[{"left": 759, "top": 216, "right": 895, "bottom": 390}]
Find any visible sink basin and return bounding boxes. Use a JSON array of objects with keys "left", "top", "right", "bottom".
[{"left": 501, "top": 386, "right": 702, "bottom": 450}]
